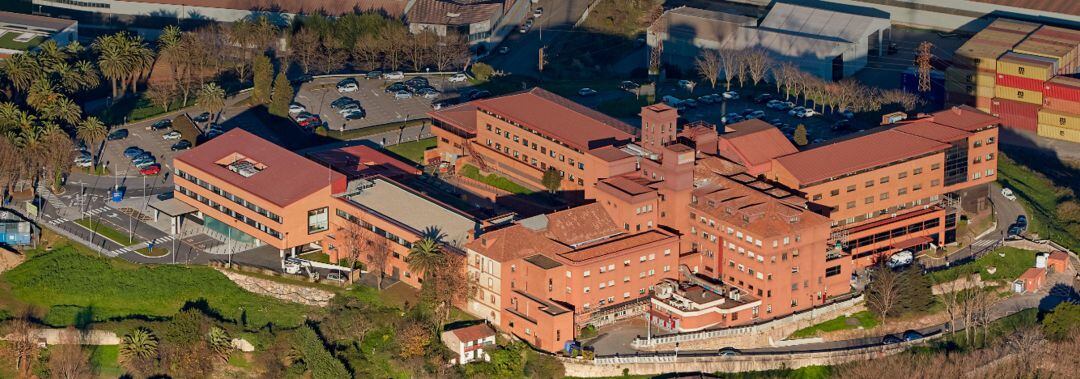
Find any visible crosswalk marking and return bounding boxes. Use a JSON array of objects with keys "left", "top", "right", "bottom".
[
  {"left": 970, "top": 239, "right": 997, "bottom": 249},
  {"left": 108, "top": 235, "right": 176, "bottom": 256}
]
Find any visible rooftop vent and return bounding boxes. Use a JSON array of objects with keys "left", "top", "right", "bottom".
[{"left": 228, "top": 160, "right": 262, "bottom": 177}]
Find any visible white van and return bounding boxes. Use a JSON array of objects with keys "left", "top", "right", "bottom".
[{"left": 887, "top": 250, "right": 914, "bottom": 268}]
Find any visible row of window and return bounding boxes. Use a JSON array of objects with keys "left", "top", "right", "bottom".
[
  {"left": 690, "top": 212, "right": 802, "bottom": 250},
  {"left": 812, "top": 164, "right": 939, "bottom": 201},
  {"left": 176, "top": 185, "right": 282, "bottom": 239},
  {"left": 481, "top": 109, "right": 582, "bottom": 155},
  {"left": 485, "top": 139, "right": 586, "bottom": 186},
  {"left": 845, "top": 217, "right": 942, "bottom": 252},
  {"left": 334, "top": 209, "right": 413, "bottom": 248},
  {"left": 43, "top": 0, "right": 110, "bottom": 8},
  {"left": 582, "top": 288, "right": 650, "bottom": 311},
  {"left": 582, "top": 267, "right": 671, "bottom": 293},
  {"left": 175, "top": 169, "right": 282, "bottom": 223}
]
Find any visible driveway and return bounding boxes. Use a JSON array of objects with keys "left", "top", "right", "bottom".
[
  {"left": 919, "top": 182, "right": 1027, "bottom": 269},
  {"left": 485, "top": 0, "right": 594, "bottom": 77}
]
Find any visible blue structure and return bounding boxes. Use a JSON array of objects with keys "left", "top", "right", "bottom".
[
  {"left": 902, "top": 67, "right": 945, "bottom": 109},
  {"left": 0, "top": 222, "right": 31, "bottom": 246}
]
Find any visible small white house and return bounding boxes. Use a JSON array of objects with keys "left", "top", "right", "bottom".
[{"left": 441, "top": 323, "right": 496, "bottom": 365}]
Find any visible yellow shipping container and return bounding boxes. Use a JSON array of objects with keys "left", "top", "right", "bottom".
[
  {"left": 1038, "top": 108, "right": 1080, "bottom": 130},
  {"left": 997, "top": 55, "right": 1053, "bottom": 81},
  {"left": 1038, "top": 124, "right": 1080, "bottom": 143},
  {"left": 945, "top": 73, "right": 995, "bottom": 96},
  {"left": 994, "top": 85, "right": 1043, "bottom": 104}
]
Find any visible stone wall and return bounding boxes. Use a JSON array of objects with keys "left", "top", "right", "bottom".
[{"left": 218, "top": 269, "right": 335, "bottom": 307}]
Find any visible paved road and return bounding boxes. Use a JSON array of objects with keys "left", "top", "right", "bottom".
[
  {"left": 919, "top": 182, "right": 1027, "bottom": 269},
  {"left": 485, "top": 0, "right": 594, "bottom": 77}
]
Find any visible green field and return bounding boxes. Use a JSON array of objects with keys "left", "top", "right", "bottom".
[
  {"left": 385, "top": 138, "right": 436, "bottom": 164},
  {"left": 789, "top": 311, "right": 879, "bottom": 339},
  {"left": 459, "top": 164, "right": 534, "bottom": 194},
  {"left": 929, "top": 247, "right": 1036, "bottom": 283},
  {"left": 997, "top": 153, "right": 1080, "bottom": 251},
  {"left": 0, "top": 245, "right": 311, "bottom": 327},
  {"left": 75, "top": 218, "right": 138, "bottom": 245},
  {"left": 88, "top": 345, "right": 123, "bottom": 377},
  {"left": 0, "top": 33, "right": 45, "bottom": 51}
]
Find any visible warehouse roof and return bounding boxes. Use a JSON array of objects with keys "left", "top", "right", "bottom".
[
  {"left": 760, "top": 2, "right": 890, "bottom": 43},
  {"left": 131, "top": 0, "right": 408, "bottom": 16},
  {"left": 406, "top": 0, "right": 505, "bottom": 25}
]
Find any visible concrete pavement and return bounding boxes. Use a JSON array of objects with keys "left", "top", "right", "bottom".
[
  {"left": 484, "top": 0, "right": 594, "bottom": 77},
  {"left": 920, "top": 183, "right": 1027, "bottom": 269}
]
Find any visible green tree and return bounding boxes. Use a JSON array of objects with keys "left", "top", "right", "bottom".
[
  {"left": 269, "top": 68, "right": 293, "bottom": 117},
  {"left": 76, "top": 116, "right": 107, "bottom": 158},
  {"left": 197, "top": 82, "right": 226, "bottom": 122},
  {"left": 1043, "top": 302, "right": 1080, "bottom": 341},
  {"left": 406, "top": 237, "right": 445, "bottom": 282},
  {"left": 542, "top": 167, "right": 561, "bottom": 194},
  {"left": 472, "top": 62, "right": 494, "bottom": 82},
  {"left": 251, "top": 54, "right": 273, "bottom": 104},
  {"left": 794, "top": 124, "right": 808, "bottom": 146},
  {"left": 895, "top": 266, "right": 934, "bottom": 316},
  {"left": 292, "top": 325, "right": 349, "bottom": 378}
]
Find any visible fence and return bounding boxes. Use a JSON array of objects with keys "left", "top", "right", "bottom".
[
  {"left": 631, "top": 294, "right": 864, "bottom": 348},
  {"left": 921, "top": 239, "right": 1003, "bottom": 274}
]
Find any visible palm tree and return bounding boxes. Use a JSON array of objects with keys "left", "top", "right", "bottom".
[
  {"left": 197, "top": 82, "right": 226, "bottom": 121},
  {"left": 43, "top": 96, "right": 82, "bottom": 126},
  {"left": 406, "top": 237, "right": 446, "bottom": 282},
  {"left": 0, "top": 53, "right": 41, "bottom": 94},
  {"left": 119, "top": 328, "right": 158, "bottom": 363},
  {"left": 93, "top": 33, "right": 127, "bottom": 98},
  {"left": 77, "top": 116, "right": 107, "bottom": 157}
]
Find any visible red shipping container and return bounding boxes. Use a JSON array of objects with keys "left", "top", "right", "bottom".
[
  {"left": 1044, "top": 76, "right": 1080, "bottom": 102},
  {"left": 996, "top": 74, "right": 1045, "bottom": 92},
  {"left": 992, "top": 98, "right": 1040, "bottom": 131},
  {"left": 1043, "top": 97, "right": 1080, "bottom": 113},
  {"left": 976, "top": 96, "right": 992, "bottom": 110}
]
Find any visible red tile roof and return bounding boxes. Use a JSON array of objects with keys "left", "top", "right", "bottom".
[
  {"left": 692, "top": 175, "right": 830, "bottom": 238},
  {"left": 467, "top": 224, "right": 570, "bottom": 262},
  {"left": 773, "top": 130, "right": 950, "bottom": 185},
  {"left": 589, "top": 145, "right": 633, "bottom": 162},
  {"left": 474, "top": 88, "right": 635, "bottom": 151},
  {"left": 924, "top": 106, "right": 999, "bottom": 132},
  {"left": 892, "top": 119, "right": 973, "bottom": 143},
  {"left": 449, "top": 323, "right": 495, "bottom": 342},
  {"left": 599, "top": 175, "right": 657, "bottom": 197},
  {"left": 175, "top": 129, "right": 345, "bottom": 207},
  {"left": 559, "top": 230, "right": 673, "bottom": 262},
  {"left": 540, "top": 203, "right": 622, "bottom": 247},
  {"left": 972, "top": 1, "right": 1080, "bottom": 17},
  {"left": 407, "top": 0, "right": 505, "bottom": 25},
  {"left": 718, "top": 120, "right": 797, "bottom": 167},
  {"left": 306, "top": 144, "right": 421, "bottom": 179},
  {"left": 429, "top": 103, "right": 478, "bottom": 134}
]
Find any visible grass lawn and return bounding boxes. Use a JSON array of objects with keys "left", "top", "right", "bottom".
[
  {"left": 597, "top": 95, "right": 655, "bottom": 118},
  {"left": 74, "top": 165, "right": 111, "bottom": 176},
  {"left": 0, "top": 244, "right": 311, "bottom": 327},
  {"left": 317, "top": 119, "right": 429, "bottom": 141},
  {"left": 996, "top": 153, "right": 1080, "bottom": 251},
  {"left": 93, "top": 94, "right": 188, "bottom": 125},
  {"left": 227, "top": 351, "right": 252, "bottom": 369},
  {"left": 134, "top": 246, "right": 168, "bottom": 257},
  {"left": 88, "top": 345, "right": 124, "bottom": 378},
  {"left": 789, "top": 311, "right": 879, "bottom": 339},
  {"left": 928, "top": 247, "right": 1036, "bottom": 283},
  {"left": 299, "top": 251, "right": 332, "bottom": 264},
  {"left": 0, "top": 33, "right": 45, "bottom": 51},
  {"left": 385, "top": 137, "right": 436, "bottom": 164},
  {"left": 459, "top": 164, "right": 533, "bottom": 194},
  {"left": 74, "top": 218, "right": 138, "bottom": 245}
]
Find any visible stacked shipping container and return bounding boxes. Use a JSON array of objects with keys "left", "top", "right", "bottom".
[
  {"left": 949, "top": 19, "right": 1080, "bottom": 143},
  {"left": 1039, "top": 76, "right": 1080, "bottom": 143}
]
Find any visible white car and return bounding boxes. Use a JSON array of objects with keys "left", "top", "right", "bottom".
[
  {"left": 448, "top": 73, "right": 468, "bottom": 83},
  {"left": 1001, "top": 187, "right": 1016, "bottom": 201},
  {"left": 722, "top": 91, "right": 739, "bottom": 99},
  {"left": 533, "top": 7, "right": 543, "bottom": 18},
  {"left": 394, "top": 90, "right": 413, "bottom": 99},
  {"left": 337, "top": 83, "right": 358, "bottom": 93},
  {"left": 788, "top": 106, "right": 806, "bottom": 117},
  {"left": 802, "top": 108, "right": 818, "bottom": 117},
  {"left": 74, "top": 156, "right": 93, "bottom": 167},
  {"left": 162, "top": 131, "right": 182, "bottom": 140},
  {"left": 288, "top": 104, "right": 306, "bottom": 114},
  {"left": 383, "top": 71, "right": 405, "bottom": 80},
  {"left": 677, "top": 79, "right": 693, "bottom": 89},
  {"left": 578, "top": 88, "right": 597, "bottom": 96}
]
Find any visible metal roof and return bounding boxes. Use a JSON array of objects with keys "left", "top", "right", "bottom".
[{"left": 760, "top": 3, "right": 890, "bottom": 43}]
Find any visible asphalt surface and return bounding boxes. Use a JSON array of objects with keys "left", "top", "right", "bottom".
[
  {"left": 919, "top": 182, "right": 1027, "bottom": 269},
  {"left": 485, "top": 0, "right": 594, "bottom": 77},
  {"left": 293, "top": 74, "right": 467, "bottom": 132}
]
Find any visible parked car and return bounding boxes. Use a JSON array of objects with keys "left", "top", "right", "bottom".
[
  {"left": 296, "top": 112, "right": 319, "bottom": 123},
  {"left": 519, "top": 23, "right": 531, "bottom": 34},
  {"left": 789, "top": 106, "right": 807, "bottom": 117},
  {"left": 747, "top": 110, "right": 765, "bottom": 119},
  {"left": 766, "top": 99, "right": 785, "bottom": 109},
  {"left": 718, "top": 347, "right": 741, "bottom": 356},
  {"left": 330, "top": 97, "right": 355, "bottom": 109},
  {"left": 470, "top": 90, "right": 491, "bottom": 100},
  {"left": 832, "top": 120, "right": 851, "bottom": 130},
  {"left": 662, "top": 95, "right": 681, "bottom": 106},
  {"left": 74, "top": 156, "right": 93, "bottom": 167},
  {"left": 147, "top": 119, "right": 171, "bottom": 130},
  {"left": 134, "top": 159, "right": 157, "bottom": 169},
  {"left": 139, "top": 164, "right": 161, "bottom": 176},
  {"left": 677, "top": 79, "right": 693, "bottom": 90},
  {"left": 418, "top": 87, "right": 440, "bottom": 99},
  {"left": 722, "top": 91, "right": 739, "bottom": 100},
  {"left": 123, "top": 146, "right": 144, "bottom": 159},
  {"left": 1016, "top": 215, "right": 1028, "bottom": 229},
  {"left": 578, "top": 88, "right": 597, "bottom": 96},
  {"left": 337, "top": 78, "right": 359, "bottom": 93},
  {"left": 162, "top": 131, "right": 182, "bottom": 140},
  {"left": 192, "top": 112, "right": 210, "bottom": 123},
  {"left": 205, "top": 129, "right": 223, "bottom": 138},
  {"left": 394, "top": 90, "right": 413, "bottom": 99},
  {"left": 365, "top": 70, "right": 383, "bottom": 79},
  {"left": 107, "top": 129, "right": 128, "bottom": 141},
  {"left": 171, "top": 140, "right": 192, "bottom": 151},
  {"left": 886, "top": 250, "right": 914, "bottom": 268},
  {"left": 498, "top": 46, "right": 510, "bottom": 54},
  {"left": 336, "top": 102, "right": 361, "bottom": 113},
  {"left": 619, "top": 80, "right": 640, "bottom": 92},
  {"left": 343, "top": 109, "right": 366, "bottom": 120},
  {"left": 1001, "top": 187, "right": 1016, "bottom": 201},
  {"left": 753, "top": 93, "right": 773, "bottom": 103},
  {"left": 533, "top": 7, "right": 543, "bottom": 18},
  {"left": 682, "top": 99, "right": 699, "bottom": 108},
  {"left": 448, "top": 72, "right": 468, "bottom": 83},
  {"left": 1008, "top": 225, "right": 1022, "bottom": 238},
  {"left": 385, "top": 82, "right": 407, "bottom": 93},
  {"left": 383, "top": 71, "right": 405, "bottom": 80},
  {"left": 698, "top": 95, "right": 715, "bottom": 104},
  {"left": 882, "top": 335, "right": 903, "bottom": 345},
  {"left": 432, "top": 98, "right": 460, "bottom": 110},
  {"left": 288, "top": 103, "right": 306, "bottom": 114},
  {"left": 802, "top": 108, "right": 818, "bottom": 117},
  {"left": 902, "top": 330, "right": 924, "bottom": 341},
  {"left": 841, "top": 109, "right": 855, "bottom": 119}
]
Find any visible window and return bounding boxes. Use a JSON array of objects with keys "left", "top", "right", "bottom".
[
  {"left": 898, "top": 187, "right": 907, "bottom": 195},
  {"left": 865, "top": 196, "right": 874, "bottom": 204},
  {"left": 865, "top": 180, "right": 874, "bottom": 188},
  {"left": 846, "top": 201, "right": 856, "bottom": 209},
  {"left": 307, "top": 207, "right": 328, "bottom": 233},
  {"left": 932, "top": 163, "right": 941, "bottom": 170},
  {"left": 830, "top": 189, "right": 839, "bottom": 196},
  {"left": 1017, "top": 91, "right": 1024, "bottom": 99},
  {"left": 880, "top": 176, "right": 889, "bottom": 184},
  {"left": 583, "top": 270, "right": 590, "bottom": 277},
  {"left": 584, "top": 287, "right": 590, "bottom": 293},
  {"left": 812, "top": 194, "right": 822, "bottom": 201},
  {"left": 931, "top": 179, "right": 941, "bottom": 187},
  {"left": 825, "top": 265, "right": 842, "bottom": 277},
  {"left": 880, "top": 192, "right": 889, "bottom": 200},
  {"left": 913, "top": 167, "right": 923, "bottom": 175},
  {"left": 913, "top": 183, "right": 923, "bottom": 191},
  {"left": 846, "top": 185, "right": 856, "bottom": 192},
  {"left": 898, "top": 171, "right": 907, "bottom": 179}
]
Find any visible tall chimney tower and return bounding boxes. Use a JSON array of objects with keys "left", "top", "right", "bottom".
[{"left": 640, "top": 103, "right": 678, "bottom": 155}]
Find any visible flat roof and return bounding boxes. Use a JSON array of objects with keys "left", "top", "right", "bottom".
[
  {"left": 307, "top": 144, "right": 421, "bottom": 179},
  {"left": 558, "top": 230, "right": 672, "bottom": 263},
  {"left": 429, "top": 103, "right": 478, "bottom": 134},
  {"left": 774, "top": 130, "right": 950, "bottom": 185},
  {"left": 343, "top": 177, "right": 475, "bottom": 246},
  {"left": 0, "top": 11, "right": 76, "bottom": 31},
  {"left": 474, "top": 88, "right": 635, "bottom": 151},
  {"left": 760, "top": 2, "right": 890, "bottom": 43},
  {"left": 148, "top": 197, "right": 198, "bottom": 217},
  {"left": 524, "top": 254, "right": 563, "bottom": 269},
  {"left": 175, "top": 129, "right": 344, "bottom": 207}
]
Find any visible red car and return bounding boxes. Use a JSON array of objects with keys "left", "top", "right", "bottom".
[
  {"left": 140, "top": 164, "right": 161, "bottom": 176},
  {"left": 298, "top": 117, "right": 321, "bottom": 128}
]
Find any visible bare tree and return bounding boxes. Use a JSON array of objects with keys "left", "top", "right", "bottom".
[
  {"left": 351, "top": 34, "right": 382, "bottom": 71},
  {"left": 717, "top": 49, "right": 741, "bottom": 91},
  {"left": 4, "top": 315, "right": 41, "bottom": 378},
  {"left": 865, "top": 261, "right": 906, "bottom": 325},
  {"left": 379, "top": 26, "right": 408, "bottom": 70},
  {"left": 933, "top": 275, "right": 962, "bottom": 336},
  {"left": 406, "top": 31, "right": 436, "bottom": 71},
  {"left": 48, "top": 327, "right": 93, "bottom": 379},
  {"left": 430, "top": 32, "right": 468, "bottom": 72},
  {"left": 145, "top": 82, "right": 175, "bottom": 113},
  {"left": 744, "top": 48, "right": 773, "bottom": 87},
  {"left": 289, "top": 28, "right": 321, "bottom": 74},
  {"left": 695, "top": 50, "right": 722, "bottom": 89}
]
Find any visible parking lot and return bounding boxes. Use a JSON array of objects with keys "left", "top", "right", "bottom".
[
  {"left": 95, "top": 117, "right": 190, "bottom": 180},
  {"left": 293, "top": 73, "right": 471, "bottom": 132}
]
